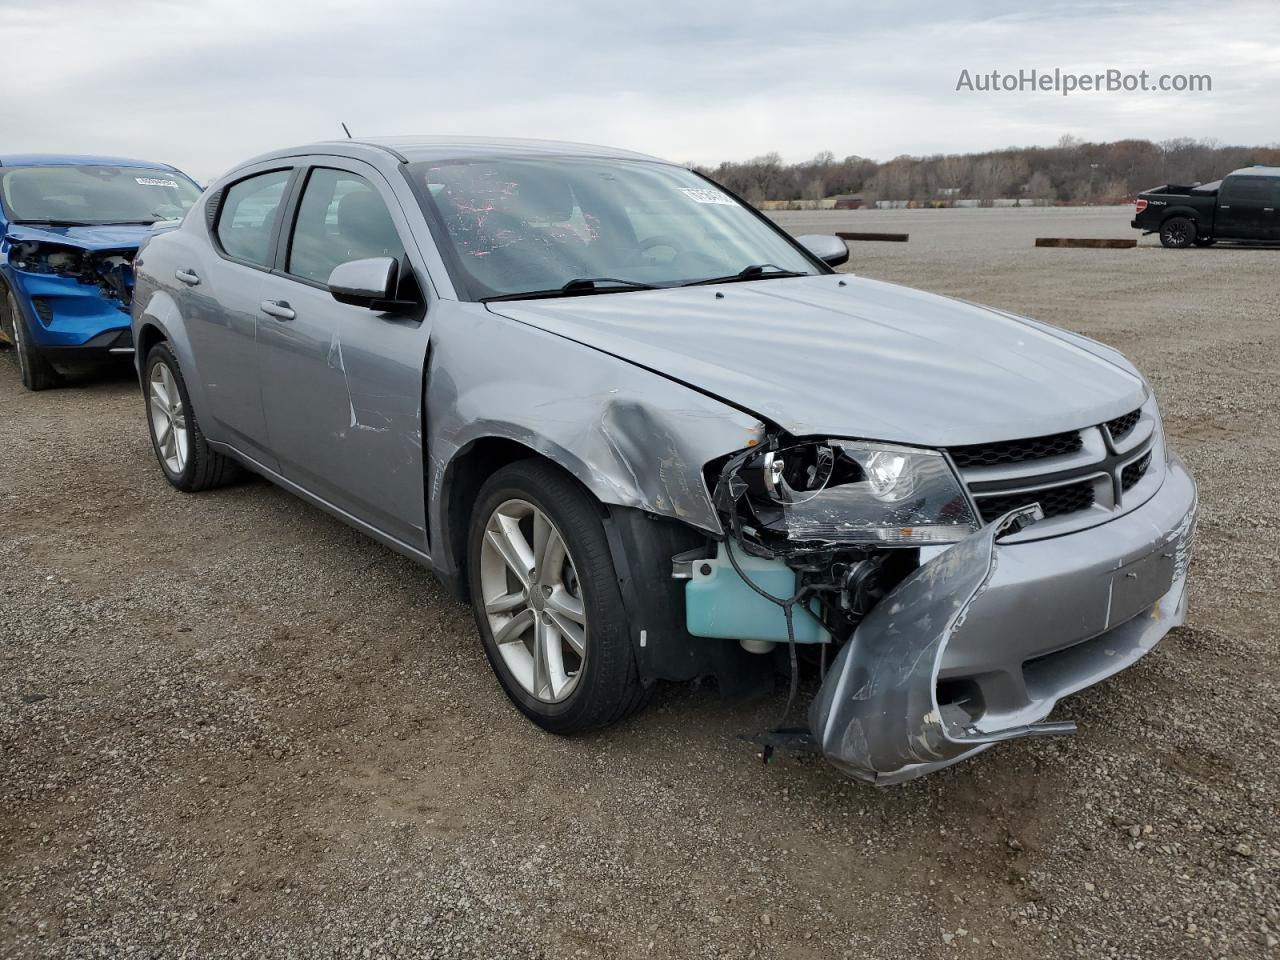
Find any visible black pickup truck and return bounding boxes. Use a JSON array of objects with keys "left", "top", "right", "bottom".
[{"left": 1132, "top": 166, "right": 1280, "bottom": 247}]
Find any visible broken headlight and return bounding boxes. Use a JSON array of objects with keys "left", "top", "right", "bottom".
[{"left": 737, "top": 440, "right": 979, "bottom": 546}]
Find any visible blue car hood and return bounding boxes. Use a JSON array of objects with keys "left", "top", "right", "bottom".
[
  {"left": 487, "top": 274, "right": 1149, "bottom": 447},
  {"left": 3, "top": 222, "right": 154, "bottom": 251}
]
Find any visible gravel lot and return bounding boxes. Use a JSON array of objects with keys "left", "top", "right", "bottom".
[{"left": 2, "top": 206, "right": 1278, "bottom": 959}]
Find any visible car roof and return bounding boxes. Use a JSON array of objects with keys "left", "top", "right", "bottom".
[
  {"left": 0, "top": 153, "right": 181, "bottom": 170},
  {"left": 235, "top": 136, "right": 673, "bottom": 172},
  {"left": 1227, "top": 165, "right": 1280, "bottom": 178}
]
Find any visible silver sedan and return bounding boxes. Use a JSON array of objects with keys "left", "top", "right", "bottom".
[{"left": 132, "top": 137, "right": 1197, "bottom": 784}]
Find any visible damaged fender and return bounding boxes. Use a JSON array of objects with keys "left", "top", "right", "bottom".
[{"left": 809, "top": 505, "right": 1077, "bottom": 785}]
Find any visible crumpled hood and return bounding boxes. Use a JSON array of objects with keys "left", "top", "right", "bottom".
[
  {"left": 3, "top": 222, "right": 153, "bottom": 252},
  {"left": 486, "top": 275, "right": 1148, "bottom": 447}
]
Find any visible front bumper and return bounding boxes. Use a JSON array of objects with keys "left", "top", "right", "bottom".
[
  {"left": 810, "top": 453, "right": 1198, "bottom": 785},
  {"left": 7, "top": 270, "right": 131, "bottom": 349}
]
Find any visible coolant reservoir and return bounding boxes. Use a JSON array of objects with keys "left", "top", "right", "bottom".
[{"left": 685, "top": 544, "right": 830, "bottom": 647}]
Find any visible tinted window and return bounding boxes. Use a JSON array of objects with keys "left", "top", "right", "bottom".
[
  {"left": 216, "top": 170, "right": 291, "bottom": 267},
  {"left": 287, "top": 168, "right": 404, "bottom": 284},
  {"left": 1222, "top": 176, "right": 1269, "bottom": 205},
  {"left": 409, "top": 157, "right": 817, "bottom": 301}
]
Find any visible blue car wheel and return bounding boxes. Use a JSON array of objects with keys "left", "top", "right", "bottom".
[{"left": 4, "top": 289, "right": 61, "bottom": 391}]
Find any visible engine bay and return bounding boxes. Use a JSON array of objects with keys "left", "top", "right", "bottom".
[{"left": 8, "top": 241, "right": 134, "bottom": 309}]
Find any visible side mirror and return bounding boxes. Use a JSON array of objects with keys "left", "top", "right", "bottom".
[
  {"left": 328, "top": 257, "right": 399, "bottom": 309},
  {"left": 796, "top": 234, "right": 850, "bottom": 267}
]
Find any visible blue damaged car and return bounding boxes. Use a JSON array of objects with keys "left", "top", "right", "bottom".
[{"left": 0, "top": 155, "right": 201, "bottom": 389}]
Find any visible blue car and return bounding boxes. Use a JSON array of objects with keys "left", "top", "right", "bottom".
[{"left": 0, "top": 155, "right": 202, "bottom": 389}]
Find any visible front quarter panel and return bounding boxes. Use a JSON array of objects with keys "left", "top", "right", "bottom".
[{"left": 427, "top": 302, "right": 767, "bottom": 565}]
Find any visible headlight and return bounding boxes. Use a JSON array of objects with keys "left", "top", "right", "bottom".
[{"left": 739, "top": 439, "right": 979, "bottom": 546}]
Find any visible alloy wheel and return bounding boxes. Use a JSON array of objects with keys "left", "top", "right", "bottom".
[
  {"left": 478, "top": 498, "right": 587, "bottom": 703},
  {"left": 149, "top": 361, "right": 189, "bottom": 475}
]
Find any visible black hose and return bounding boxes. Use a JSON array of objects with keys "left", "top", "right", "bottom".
[{"left": 723, "top": 538, "right": 804, "bottom": 732}]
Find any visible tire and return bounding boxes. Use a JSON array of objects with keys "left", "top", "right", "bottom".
[
  {"left": 1160, "top": 216, "right": 1196, "bottom": 248},
  {"left": 3, "top": 290, "right": 62, "bottom": 391},
  {"left": 467, "top": 459, "right": 647, "bottom": 734},
  {"left": 143, "top": 342, "right": 240, "bottom": 492},
  {"left": 1194, "top": 236, "right": 1216, "bottom": 247}
]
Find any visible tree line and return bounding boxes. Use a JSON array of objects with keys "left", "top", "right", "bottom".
[{"left": 694, "top": 137, "right": 1280, "bottom": 205}]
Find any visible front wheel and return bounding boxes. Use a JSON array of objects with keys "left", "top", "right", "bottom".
[
  {"left": 144, "top": 342, "right": 240, "bottom": 492},
  {"left": 1160, "top": 216, "right": 1196, "bottom": 248},
  {"left": 4, "top": 290, "right": 62, "bottom": 391},
  {"left": 467, "top": 460, "right": 647, "bottom": 734}
]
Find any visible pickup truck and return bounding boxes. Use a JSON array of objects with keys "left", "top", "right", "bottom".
[{"left": 1133, "top": 166, "right": 1280, "bottom": 247}]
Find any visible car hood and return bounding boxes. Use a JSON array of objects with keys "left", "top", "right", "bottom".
[
  {"left": 3, "top": 222, "right": 153, "bottom": 252},
  {"left": 486, "top": 275, "right": 1148, "bottom": 447}
]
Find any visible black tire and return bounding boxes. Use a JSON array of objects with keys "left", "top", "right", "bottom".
[
  {"left": 1194, "top": 236, "right": 1216, "bottom": 247},
  {"left": 143, "top": 342, "right": 240, "bottom": 492},
  {"left": 3, "top": 289, "right": 62, "bottom": 391},
  {"left": 467, "top": 459, "right": 647, "bottom": 734},
  {"left": 1160, "top": 216, "right": 1196, "bottom": 248}
]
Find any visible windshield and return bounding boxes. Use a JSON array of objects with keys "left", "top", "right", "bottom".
[
  {"left": 0, "top": 165, "right": 202, "bottom": 225},
  {"left": 408, "top": 157, "right": 819, "bottom": 300}
]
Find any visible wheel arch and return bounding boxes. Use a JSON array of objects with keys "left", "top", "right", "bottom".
[
  {"left": 435, "top": 435, "right": 605, "bottom": 601},
  {"left": 135, "top": 321, "right": 167, "bottom": 386}
]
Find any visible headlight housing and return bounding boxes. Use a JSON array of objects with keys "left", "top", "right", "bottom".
[{"left": 733, "top": 439, "right": 979, "bottom": 547}]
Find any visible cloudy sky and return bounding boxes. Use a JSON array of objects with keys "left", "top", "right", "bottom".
[{"left": 2, "top": 0, "right": 1277, "bottom": 181}]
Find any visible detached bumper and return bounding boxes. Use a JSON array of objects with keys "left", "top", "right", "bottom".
[{"left": 810, "top": 454, "right": 1198, "bottom": 785}]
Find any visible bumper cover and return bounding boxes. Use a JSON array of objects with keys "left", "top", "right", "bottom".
[{"left": 810, "top": 454, "right": 1198, "bottom": 785}]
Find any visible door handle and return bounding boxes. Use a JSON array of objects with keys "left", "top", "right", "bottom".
[
  {"left": 175, "top": 269, "right": 200, "bottom": 285},
  {"left": 260, "top": 300, "right": 296, "bottom": 321},
  {"left": 1265, "top": 208, "right": 1276, "bottom": 214},
  {"left": 1219, "top": 205, "right": 1231, "bottom": 210}
]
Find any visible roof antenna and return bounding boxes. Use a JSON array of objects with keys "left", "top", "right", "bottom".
[{"left": 340, "top": 122, "right": 353, "bottom": 140}]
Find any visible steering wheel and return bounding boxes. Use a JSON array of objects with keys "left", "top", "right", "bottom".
[{"left": 639, "top": 234, "right": 683, "bottom": 262}]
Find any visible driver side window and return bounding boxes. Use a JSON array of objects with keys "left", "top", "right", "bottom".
[{"left": 287, "top": 168, "right": 405, "bottom": 285}]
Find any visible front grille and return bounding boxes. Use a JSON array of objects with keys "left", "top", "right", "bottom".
[
  {"left": 31, "top": 298, "right": 53, "bottom": 326},
  {"left": 948, "top": 429, "right": 1083, "bottom": 468},
  {"left": 1121, "top": 452, "right": 1151, "bottom": 491},
  {"left": 1107, "top": 409, "right": 1141, "bottom": 442},
  {"left": 975, "top": 480, "right": 1096, "bottom": 524}
]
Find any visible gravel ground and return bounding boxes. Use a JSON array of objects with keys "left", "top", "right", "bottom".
[{"left": 2, "top": 206, "right": 1278, "bottom": 959}]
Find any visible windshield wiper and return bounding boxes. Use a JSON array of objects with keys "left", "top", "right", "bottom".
[
  {"left": 10, "top": 218, "right": 159, "bottom": 227},
  {"left": 11, "top": 219, "right": 96, "bottom": 227},
  {"left": 681, "top": 263, "right": 810, "bottom": 287},
  {"left": 481, "top": 277, "right": 658, "bottom": 302}
]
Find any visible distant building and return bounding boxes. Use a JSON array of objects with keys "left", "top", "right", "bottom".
[{"left": 832, "top": 195, "right": 865, "bottom": 209}]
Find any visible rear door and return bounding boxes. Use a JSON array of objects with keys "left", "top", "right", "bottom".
[
  {"left": 1268, "top": 179, "right": 1280, "bottom": 242},
  {"left": 1216, "top": 176, "right": 1270, "bottom": 240},
  {"left": 255, "top": 158, "right": 432, "bottom": 550},
  {"left": 184, "top": 164, "right": 297, "bottom": 468}
]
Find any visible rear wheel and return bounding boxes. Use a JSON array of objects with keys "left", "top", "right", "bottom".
[
  {"left": 1160, "top": 216, "right": 1196, "bottom": 248},
  {"left": 467, "top": 460, "right": 647, "bottom": 734},
  {"left": 3, "top": 290, "right": 62, "bottom": 390},
  {"left": 144, "top": 342, "right": 240, "bottom": 491}
]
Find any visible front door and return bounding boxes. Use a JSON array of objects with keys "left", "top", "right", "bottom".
[{"left": 255, "top": 162, "right": 431, "bottom": 550}]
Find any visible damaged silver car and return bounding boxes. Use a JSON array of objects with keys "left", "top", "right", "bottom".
[{"left": 131, "top": 137, "right": 1198, "bottom": 784}]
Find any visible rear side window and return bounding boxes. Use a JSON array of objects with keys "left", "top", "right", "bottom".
[
  {"left": 287, "top": 168, "right": 404, "bottom": 284},
  {"left": 1221, "top": 176, "right": 1269, "bottom": 205},
  {"left": 216, "top": 170, "right": 291, "bottom": 267}
]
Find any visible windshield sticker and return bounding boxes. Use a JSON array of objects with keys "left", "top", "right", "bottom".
[
  {"left": 680, "top": 187, "right": 736, "bottom": 205},
  {"left": 136, "top": 177, "right": 179, "bottom": 187}
]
